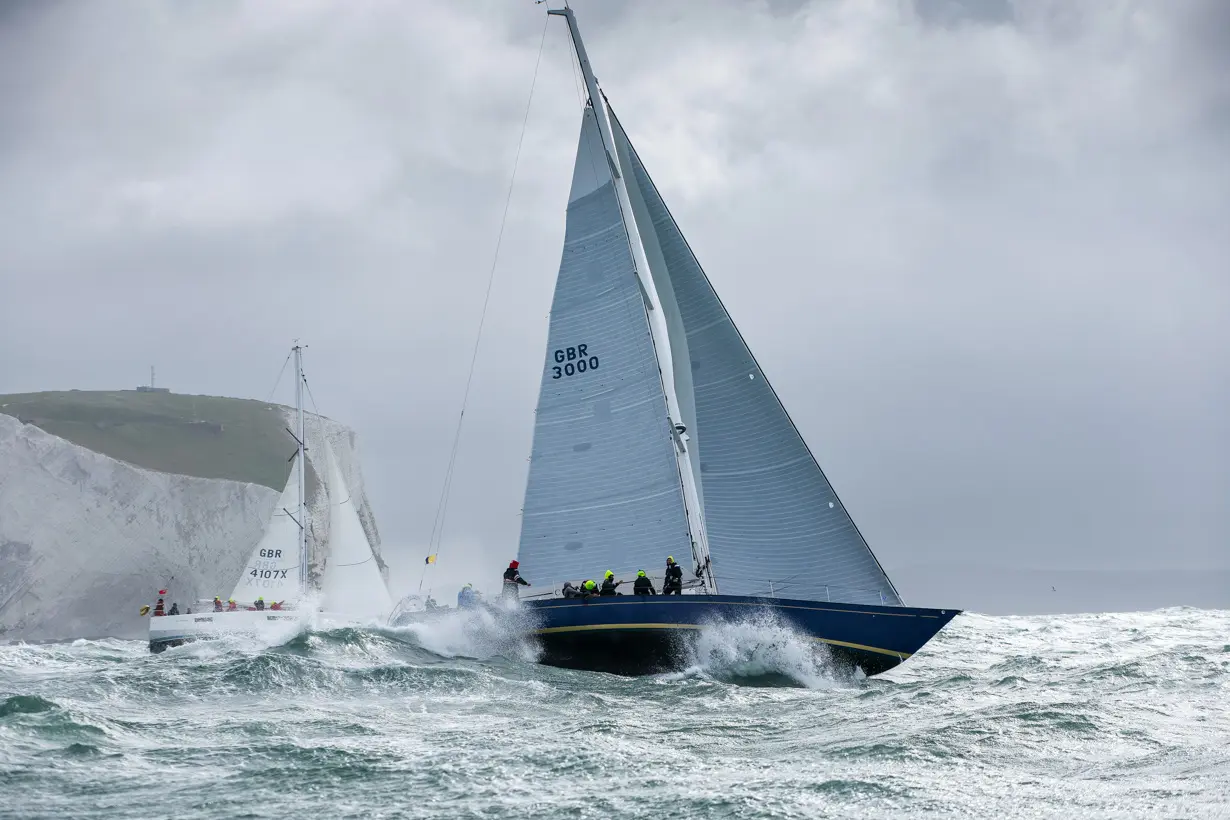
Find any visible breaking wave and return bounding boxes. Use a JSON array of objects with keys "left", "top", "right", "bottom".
[
  {"left": 670, "top": 612, "right": 862, "bottom": 688},
  {"left": 381, "top": 604, "right": 542, "bottom": 664}
]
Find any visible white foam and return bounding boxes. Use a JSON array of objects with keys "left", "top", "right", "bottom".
[
  {"left": 676, "top": 612, "right": 862, "bottom": 689},
  {"left": 385, "top": 604, "right": 541, "bottom": 663}
]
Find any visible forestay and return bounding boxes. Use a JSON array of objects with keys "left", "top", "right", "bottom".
[
  {"left": 516, "top": 107, "right": 694, "bottom": 586},
  {"left": 610, "top": 111, "right": 902, "bottom": 606},
  {"left": 320, "top": 443, "right": 392, "bottom": 618},
  {"left": 230, "top": 462, "right": 304, "bottom": 603}
]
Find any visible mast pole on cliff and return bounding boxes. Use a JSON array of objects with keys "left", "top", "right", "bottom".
[{"left": 294, "top": 344, "right": 307, "bottom": 600}]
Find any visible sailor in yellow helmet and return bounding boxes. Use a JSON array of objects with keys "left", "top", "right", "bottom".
[
  {"left": 582, "top": 579, "right": 598, "bottom": 597},
  {"left": 663, "top": 555, "right": 683, "bottom": 595},
  {"left": 600, "top": 570, "right": 625, "bottom": 596},
  {"left": 255, "top": 595, "right": 266, "bottom": 611}
]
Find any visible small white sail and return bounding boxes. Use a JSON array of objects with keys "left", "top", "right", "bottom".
[
  {"left": 229, "top": 462, "right": 303, "bottom": 604},
  {"left": 320, "top": 442, "right": 392, "bottom": 619}
]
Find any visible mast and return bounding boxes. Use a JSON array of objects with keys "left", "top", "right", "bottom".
[
  {"left": 549, "top": 4, "right": 717, "bottom": 592},
  {"left": 293, "top": 344, "right": 308, "bottom": 598}
]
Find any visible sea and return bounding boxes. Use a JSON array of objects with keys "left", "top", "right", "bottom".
[{"left": 1, "top": 607, "right": 1227, "bottom": 819}]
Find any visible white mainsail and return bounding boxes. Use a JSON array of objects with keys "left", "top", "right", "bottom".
[
  {"left": 515, "top": 105, "right": 694, "bottom": 588},
  {"left": 320, "top": 442, "right": 392, "bottom": 619},
  {"left": 229, "top": 461, "right": 304, "bottom": 604}
]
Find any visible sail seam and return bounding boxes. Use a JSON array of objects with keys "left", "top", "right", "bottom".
[
  {"left": 541, "top": 290, "right": 639, "bottom": 323},
  {"left": 523, "top": 485, "right": 681, "bottom": 517},
  {"left": 692, "top": 370, "right": 764, "bottom": 391},
  {"left": 564, "top": 218, "right": 624, "bottom": 245},
  {"left": 683, "top": 315, "right": 731, "bottom": 335},
  {"left": 534, "top": 396, "right": 661, "bottom": 425},
  {"left": 696, "top": 455, "right": 811, "bottom": 477}
]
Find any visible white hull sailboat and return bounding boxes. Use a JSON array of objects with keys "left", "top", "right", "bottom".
[{"left": 147, "top": 345, "right": 391, "bottom": 652}]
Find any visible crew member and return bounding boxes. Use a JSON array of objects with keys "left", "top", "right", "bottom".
[
  {"left": 153, "top": 598, "right": 165, "bottom": 616},
  {"left": 227, "top": 598, "right": 238, "bottom": 611},
  {"left": 561, "top": 580, "right": 580, "bottom": 599},
  {"left": 168, "top": 602, "right": 180, "bottom": 616},
  {"left": 582, "top": 580, "right": 599, "bottom": 598},
  {"left": 599, "top": 570, "right": 624, "bottom": 596},
  {"left": 502, "top": 560, "right": 531, "bottom": 600},
  {"left": 663, "top": 556, "right": 683, "bottom": 595},
  {"left": 254, "top": 596, "right": 266, "bottom": 611},
  {"left": 633, "top": 570, "right": 656, "bottom": 595},
  {"left": 213, "top": 596, "right": 223, "bottom": 612},
  {"left": 458, "top": 583, "right": 477, "bottom": 609},
  {"left": 270, "top": 600, "right": 282, "bottom": 611}
]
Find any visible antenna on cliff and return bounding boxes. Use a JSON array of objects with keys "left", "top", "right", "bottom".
[{"left": 150, "top": 366, "right": 156, "bottom": 389}]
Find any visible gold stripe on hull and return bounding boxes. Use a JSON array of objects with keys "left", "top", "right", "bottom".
[
  {"left": 530, "top": 598, "right": 940, "bottom": 619},
  {"left": 533, "top": 622, "right": 911, "bottom": 660}
]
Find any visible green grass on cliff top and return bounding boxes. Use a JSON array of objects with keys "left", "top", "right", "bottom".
[{"left": 0, "top": 390, "right": 297, "bottom": 490}]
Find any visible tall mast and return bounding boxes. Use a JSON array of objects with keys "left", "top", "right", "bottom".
[
  {"left": 293, "top": 344, "right": 307, "bottom": 598},
  {"left": 549, "top": 5, "right": 717, "bottom": 592}
]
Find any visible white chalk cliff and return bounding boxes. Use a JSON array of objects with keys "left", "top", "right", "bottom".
[{"left": 0, "top": 409, "right": 385, "bottom": 641}]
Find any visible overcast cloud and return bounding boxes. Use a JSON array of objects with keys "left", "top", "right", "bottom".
[{"left": 1, "top": 0, "right": 1226, "bottom": 605}]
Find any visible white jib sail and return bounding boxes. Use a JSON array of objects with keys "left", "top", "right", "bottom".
[
  {"left": 320, "top": 442, "right": 392, "bottom": 619},
  {"left": 229, "top": 461, "right": 304, "bottom": 604}
]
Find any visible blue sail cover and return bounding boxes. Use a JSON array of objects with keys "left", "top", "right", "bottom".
[
  {"left": 610, "top": 112, "right": 902, "bottom": 606},
  {"left": 516, "top": 108, "right": 693, "bottom": 586}
]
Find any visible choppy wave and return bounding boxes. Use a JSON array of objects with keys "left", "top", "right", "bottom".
[
  {"left": 670, "top": 610, "right": 864, "bottom": 688},
  {"left": 2, "top": 607, "right": 1227, "bottom": 819}
]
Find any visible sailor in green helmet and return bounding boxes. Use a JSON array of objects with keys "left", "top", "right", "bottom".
[
  {"left": 633, "top": 569, "right": 656, "bottom": 596},
  {"left": 599, "top": 570, "right": 624, "bottom": 596},
  {"left": 582, "top": 579, "right": 599, "bottom": 598},
  {"left": 254, "top": 596, "right": 266, "bottom": 611},
  {"left": 663, "top": 556, "right": 683, "bottom": 595}
]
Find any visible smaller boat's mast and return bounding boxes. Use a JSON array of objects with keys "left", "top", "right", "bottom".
[
  {"left": 293, "top": 343, "right": 307, "bottom": 599},
  {"left": 550, "top": 4, "right": 717, "bottom": 592}
]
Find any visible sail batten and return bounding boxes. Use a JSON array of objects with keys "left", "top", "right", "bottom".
[{"left": 609, "top": 110, "right": 903, "bottom": 607}]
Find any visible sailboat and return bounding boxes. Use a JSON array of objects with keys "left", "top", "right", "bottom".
[
  {"left": 509, "top": 5, "right": 960, "bottom": 676},
  {"left": 147, "top": 345, "right": 392, "bottom": 652}
]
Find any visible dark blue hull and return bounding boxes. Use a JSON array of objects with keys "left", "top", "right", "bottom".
[{"left": 521, "top": 594, "right": 960, "bottom": 676}]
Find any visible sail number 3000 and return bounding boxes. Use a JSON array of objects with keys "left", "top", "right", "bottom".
[{"left": 551, "top": 344, "right": 599, "bottom": 379}]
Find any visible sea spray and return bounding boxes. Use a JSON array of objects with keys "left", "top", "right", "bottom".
[
  {"left": 386, "top": 602, "right": 542, "bottom": 664},
  {"left": 674, "top": 610, "right": 863, "bottom": 688}
]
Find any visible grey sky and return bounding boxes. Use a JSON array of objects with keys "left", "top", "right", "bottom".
[{"left": 1, "top": 0, "right": 1226, "bottom": 603}]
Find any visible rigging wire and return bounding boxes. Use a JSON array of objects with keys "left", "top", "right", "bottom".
[
  {"left": 265, "top": 351, "right": 293, "bottom": 402},
  {"left": 302, "top": 372, "right": 321, "bottom": 418},
  {"left": 564, "top": 22, "right": 587, "bottom": 107},
  {"left": 419, "top": 16, "right": 551, "bottom": 590}
]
